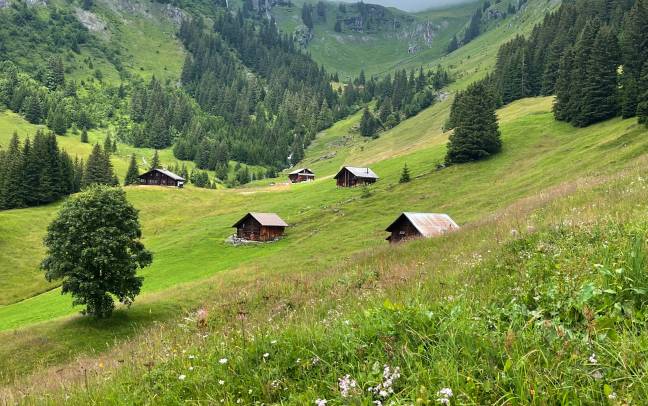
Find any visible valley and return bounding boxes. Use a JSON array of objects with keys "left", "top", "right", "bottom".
[{"left": 1, "top": 0, "right": 648, "bottom": 403}]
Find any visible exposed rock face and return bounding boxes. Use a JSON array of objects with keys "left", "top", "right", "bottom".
[
  {"left": 0, "top": 0, "right": 8, "bottom": 9},
  {"left": 162, "top": 3, "right": 184, "bottom": 25},
  {"left": 75, "top": 8, "right": 107, "bottom": 33}
]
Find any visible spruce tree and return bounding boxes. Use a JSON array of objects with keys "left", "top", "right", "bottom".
[
  {"left": 0, "top": 133, "right": 24, "bottom": 209},
  {"left": 446, "top": 82, "right": 501, "bottom": 164},
  {"left": 360, "top": 107, "right": 377, "bottom": 137},
  {"left": 578, "top": 27, "right": 619, "bottom": 126},
  {"left": 82, "top": 144, "right": 116, "bottom": 188},
  {"left": 124, "top": 154, "right": 140, "bottom": 186},
  {"left": 638, "top": 62, "right": 648, "bottom": 126},
  {"left": 150, "top": 150, "right": 160, "bottom": 169},
  {"left": 104, "top": 135, "right": 113, "bottom": 156},
  {"left": 553, "top": 47, "right": 575, "bottom": 122},
  {"left": 80, "top": 127, "right": 89, "bottom": 143},
  {"left": 399, "top": 163, "right": 411, "bottom": 183}
]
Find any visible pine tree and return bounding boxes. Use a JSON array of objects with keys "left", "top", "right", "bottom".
[
  {"left": 446, "top": 82, "right": 501, "bottom": 164},
  {"left": 104, "top": 135, "right": 113, "bottom": 156},
  {"left": 82, "top": 144, "right": 116, "bottom": 188},
  {"left": 447, "top": 35, "right": 459, "bottom": 53},
  {"left": 150, "top": 150, "right": 160, "bottom": 169},
  {"left": 553, "top": 47, "right": 575, "bottom": 122},
  {"left": 0, "top": 133, "right": 24, "bottom": 209},
  {"left": 360, "top": 107, "right": 377, "bottom": 137},
  {"left": 124, "top": 154, "right": 140, "bottom": 186},
  {"left": 399, "top": 163, "right": 411, "bottom": 183},
  {"left": 638, "top": 62, "right": 648, "bottom": 125},
  {"left": 47, "top": 104, "right": 68, "bottom": 135},
  {"left": 24, "top": 95, "right": 43, "bottom": 124},
  {"left": 578, "top": 27, "right": 620, "bottom": 126},
  {"left": 80, "top": 127, "right": 89, "bottom": 143}
]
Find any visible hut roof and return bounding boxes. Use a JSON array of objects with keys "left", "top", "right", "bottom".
[
  {"left": 232, "top": 213, "right": 289, "bottom": 228},
  {"left": 288, "top": 168, "right": 315, "bottom": 175},
  {"left": 334, "top": 166, "right": 379, "bottom": 179},
  {"left": 385, "top": 213, "right": 459, "bottom": 237},
  {"left": 139, "top": 168, "right": 185, "bottom": 181}
]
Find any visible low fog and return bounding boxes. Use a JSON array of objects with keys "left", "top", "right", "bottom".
[{"left": 339, "top": 0, "right": 476, "bottom": 12}]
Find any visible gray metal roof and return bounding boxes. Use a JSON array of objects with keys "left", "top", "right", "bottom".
[
  {"left": 386, "top": 213, "right": 459, "bottom": 237},
  {"left": 334, "top": 166, "right": 379, "bottom": 179},
  {"left": 139, "top": 168, "right": 185, "bottom": 181},
  {"left": 288, "top": 168, "right": 315, "bottom": 175},
  {"left": 233, "top": 213, "right": 289, "bottom": 228}
]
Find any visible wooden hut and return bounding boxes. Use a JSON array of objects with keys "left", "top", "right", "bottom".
[
  {"left": 334, "top": 166, "right": 379, "bottom": 187},
  {"left": 385, "top": 212, "right": 459, "bottom": 244},
  {"left": 288, "top": 168, "right": 315, "bottom": 183},
  {"left": 138, "top": 168, "right": 185, "bottom": 188},
  {"left": 232, "top": 213, "right": 288, "bottom": 242}
]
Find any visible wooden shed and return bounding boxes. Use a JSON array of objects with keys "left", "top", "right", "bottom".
[
  {"left": 232, "top": 213, "right": 289, "bottom": 242},
  {"left": 334, "top": 166, "right": 379, "bottom": 187},
  {"left": 288, "top": 168, "right": 315, "bottom": 183},
  {"left": 385, "top": 212, "right": 459, "bottom": 244},
  {"left": 138, "top": 168, "right": 185, "bottom": 188}
]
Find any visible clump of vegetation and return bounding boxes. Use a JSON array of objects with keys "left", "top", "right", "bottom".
[
  {"left": 41, "top": 185, "right": 152, "bottom": 318},
  {"left": 399, "top": 163, "right": 410, "bottom": 183}
]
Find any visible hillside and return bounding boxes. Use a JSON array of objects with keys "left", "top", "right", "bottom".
[{"left": 1, "top": 0, "right": 648, "bottom": 402}]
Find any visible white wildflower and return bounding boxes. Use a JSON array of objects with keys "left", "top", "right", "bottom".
[
  {"left": 436, "top": 387, "right": 453, "bottom": 404},
  {"left": 248, "top": 389, "right": 253, "bottom": 394},
  {"left": 178, "top": 374, "right": 186, "bottom": 381},
  {"left": 315, "top": 399, "right": 327, "bottom": 406},
  {"left": 263, "top": 353, "right": 270, "bottom": 359},
  {"left": 588, "top": 353, "right": 598, "bottom": 364},
  {"left": 609, "top": 392, "right": 617, "bottom": 400},
  {"left": 592, "top": 371, "right": 603, "bottom": 380},
  {"left": 271, "top": 340, "right": 278, "bottom": 344},
  {"left": 218, "top": 380, "right": 225, "bottom": 385},
  {"left": 218, "top": 358, "right": 228, "bottom": 364},
  {"left": 188, "top": 355, "right": 196, "bottom": 359},
  {"left": 188, "top": 366, "right": 194, "bottom": 371},
  {"left": 338, "top": 374, "right": 358, "bottom": 398}
]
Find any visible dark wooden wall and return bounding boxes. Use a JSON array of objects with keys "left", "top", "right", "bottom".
[
  {"left": 237, "top": 218, "right": 285, "bottom": 241},
  {"left": 139, "top": 172, "right": 179, "bottom": 187},
  {"left": 388, "top": 218, "right": 421, "bottom": 244}
]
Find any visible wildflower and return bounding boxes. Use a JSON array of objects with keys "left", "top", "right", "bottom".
[
  {"left": 588, "top": 353, "right": 598, "bottom": 364},
  {"left": 592, "top": 371, "right": 603, "bottom": 380},
  {"left": 188, "top": 355, "right": 196, "bottom": 360},
  {"left": 315, "top": 399, "right": 328, "bottom": 406},
  {"left": 609, "top": 392, "right": 617, "bottom": 400},
  {"left": 178, "top": 374, "right": 186, "bottom": 381},
  {"left": 436, "top": 387, "right": 453, "bottom": 404},
  {"left": 338, "top": 374, "right": 358, "bottom": 398},
  {"left": 189, "top": 366, "right": 194, "bottom": 371},
  {"left": 271, "top": 380, "right": 281, "bottom": 389},
  {"left": 218, "top": 380, "right": 225, "bottom": 385},
  {"left": 312, "top": 356, "right": 320, "bottom": 365},
  {"left": 219, "top": 358, "right": 228, "bottom": 365},
  {"left": 248, "top": 389, "right": 253, "bottom": 394},
  {"left": 296, "top": 358, "right": 301, "bottom": 364},
  {"left": 271, "top": 340, "right": 278, "bottom": 344},
  {"left": 263, "top": 353, "right": 270, "bottom": 359}
]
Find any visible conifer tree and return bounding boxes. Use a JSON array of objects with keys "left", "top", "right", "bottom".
[
  {"left": 638, "top": 62, "right": 648, "bottom": 126},
  {"left": 553, "top": 47, "right": 576, "bottom": 122},
  {"left": 150, "top": 150, "right": 160, "bottom": 169},
  {"left": 47, "top": 104, "right": 68, "bottom": 135},
  {"left": 399, "top": 163, "right": 411, "bottom": 183},
  {"left": 0, "top": 133, "right": 24, "bottom": 209},
  {"left": 124, "top": 154, "right": 140, "bottom": 186},
  {"left": 578, "top": 27, "right": 620, "bottom": 126},
  {"left": 82, "top": 144, "right": 116, "bottom": 188},
  {"left": 360, "top": 107, "right": 377, "bottom": 137},
  {"left": 104, "top": 135, "right": 113, "bottom": 156},
  {"left": 80, "top": 127, "right": 89, "bottom": 143},
  {"left": 446, "top": 82, "right": 501, "bottom": 164}
]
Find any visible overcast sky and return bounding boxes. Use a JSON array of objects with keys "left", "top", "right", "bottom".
[{"left": 338, "top": 0, "right": 475, "bottom": 12}]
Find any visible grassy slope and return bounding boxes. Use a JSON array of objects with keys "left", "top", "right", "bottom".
[
  {"left": 273, "top": 2, "right": 476, "bottom": 78},
  {"left": 2, "top": 95, "right": 648, "bottom": 384}
]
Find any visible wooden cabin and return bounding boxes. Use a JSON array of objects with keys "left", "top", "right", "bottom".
[
  {"left": 232, "top": 213, "right": 288, "bottom": 242},
  {"left": 334, "top": 166, "right": 379, "bottom": 187},
  {"left": 288, "top": 168, "right": 315, "bottom": 183},
  {"left": 385, "top": 212, "right": 459, "bottom": 244},
  {"left": 138, "top": 168, "right": 185, "bottom": 188}
]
